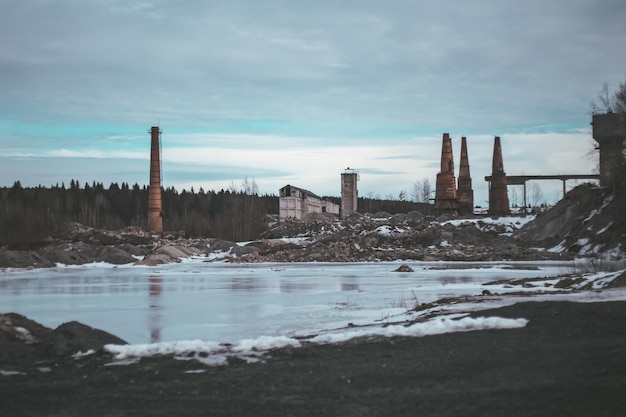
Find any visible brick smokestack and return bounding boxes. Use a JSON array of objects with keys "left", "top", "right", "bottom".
[
  {"left": 435, "top": 133, "right": 458, "bottom": 212},
  {"left": 457, "top": 136, "right": 474, "bottom": 215},
  {"left": 147, "top": 126, "right": 163, "bottom": 233},
  {"left": 488, "top": 136, "right": 510, "bottom": 215}
]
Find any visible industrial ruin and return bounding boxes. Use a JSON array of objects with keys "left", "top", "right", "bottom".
[
  {"left": 147, "top": 126, "right": 163, "bottom": 233},
  {"left": 278, "top": 185, "right": 339, "bottom": 220},
  {"left": 434, "top": 133, "right": 458, "bottom": 213},
  {"left": 146, "top": 113, "right": 620, "bottom": 228},
  {"left": 433, "top": 133, "right": 476, "bottom": 215},
  {"left": 277, "top": 168, "right": 359, "bottom": 221},
  {"left": 341, "top": 168, "right": 359, "bottom": 218},
  {"left": 488, "top": 136, "right": 510, "bottom": 215},
  {"left": 592, "top": 112, "right": 626, "bottom": 188},
  {"left": 457, "top": 136, "right": 474, "bottom": 215}
]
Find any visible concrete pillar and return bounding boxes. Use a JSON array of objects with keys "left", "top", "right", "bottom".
[
  {"left": 592, "top": 113, "right": 626, "bottom": 188},
  {"left": 341, "top": 168, "right": 358, "bottom": 217},
  {"left": 457, "top": 136, "right": 474, "bottom": 215},
  {"left": 488, "top": 136, "right": 510, "bottom": 215},
  {"left": 147, "top": 126, "right": 163, "bottom": 233}
]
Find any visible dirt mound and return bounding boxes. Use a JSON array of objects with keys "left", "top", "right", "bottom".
[
  {"left": 0, "top": 313, "right": 127, "bottom": 374},
  {"left": 515, "top": 183, "right": 625, "bottom": 256},
  {"left": 45, "top": 321, "right": 127, "bottom": 356}
]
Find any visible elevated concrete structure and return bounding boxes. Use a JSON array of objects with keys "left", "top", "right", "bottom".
[
  {"left": 485, "top": 174, "right": 600, "bottom": 208},
  {"left": 488, "top": 136, "right": 510, "bottom": 215},
  {"left": 341, "top": 168, "right": 358, "bottom": 217},
  {"left": 434, "top": 133, "right": 458, "bottom": 212},
  {"left": 457, "top": 136, "right": 474, "bottom": 215},
  {"left": 592, "top": 113, "right": 626, "bottom": 188},
  {"left": 147, "top": 126, "right": 163, "bottom": 233}
]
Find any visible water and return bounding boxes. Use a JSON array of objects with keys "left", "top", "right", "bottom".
[{"left": 0, "top": 260, "right": 572, "bottom": 344}]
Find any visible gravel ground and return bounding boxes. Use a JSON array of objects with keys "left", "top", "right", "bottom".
[{"left": 1, "top": 301, "right": 626, "bottom": 417}]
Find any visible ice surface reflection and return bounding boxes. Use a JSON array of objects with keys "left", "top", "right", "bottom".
[
  {"left": 149, "top": 276, "right": 162, "bottom": 343},
  {"left": 0, "top": 261, "right": 573, "bottom": 344}
]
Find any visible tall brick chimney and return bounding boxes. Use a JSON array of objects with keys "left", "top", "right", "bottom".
[
  {"left": 488, "top": 136, "right": 510, "bottom": 215},
  {"left": 147, "top": 126, "right": 163, "bottom": 233},
  {"left": 457, "top": 136, "right": 474, "bottom": 215},
  {"left": 434, "top": 133, "right": 458, "bottom": 212}
]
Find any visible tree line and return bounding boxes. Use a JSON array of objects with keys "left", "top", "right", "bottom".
[
  {"left": 0, "top": 180, "right": 277, "bottom": 247},
  {"left": 0, "top": 180, "right": 433, "bottom": 248}
]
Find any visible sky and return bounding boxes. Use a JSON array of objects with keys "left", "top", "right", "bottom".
[{"left": 1, "top": 0, "right": 625, "bottom": 206}]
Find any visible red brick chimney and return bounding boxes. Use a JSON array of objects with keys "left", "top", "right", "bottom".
[
  {"left": 488, "top": 136, "right": 510, "bottom": 215},
  {"left": 147, "top": 126, "right": 163, "bottom": 233},
  {"left": 435, "top": 133, "right": 458, "bottom": 212},
  {"left": 457, "top": 136, "right": 474, "bottom": 215}
]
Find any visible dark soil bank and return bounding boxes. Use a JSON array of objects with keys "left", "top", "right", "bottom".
[{"left": 2, "top": 301, "right": 626, "bottom": 417}]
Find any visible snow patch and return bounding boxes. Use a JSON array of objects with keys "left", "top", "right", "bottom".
[
  {"left": 72, "top": 349, "right": 96, "bottom": 359},
  {"left": 104, "top": 316, "right": 527, "bottom": 366},
  {"left": 0, "top": 369, "right": 26, "bottom": 376},
  {"left": 548, "top": 239, "right": 568, "bottom": 253},
  {"left": 597, "top": 222, "right": 614, "bottom": 235},
  {"left": 232, "top": 335, "right": 301, "bottom": 352},
  {"left": 441, "top": 215, "right": 535, "bottom": 234},
  {"left": 374, "top": 225, "right": 407, "bottom": 235},
  {"left": 105, "top": 335, "right": 301, "bottom": 366},
  {"left": 308, "top": 316, "right": 528, "bottom": 344}
]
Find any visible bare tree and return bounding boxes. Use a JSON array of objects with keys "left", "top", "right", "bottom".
[
  {"left": 614, "top": 79, "right": 626, "bottom": 113},
  {"left": 410, "top": 177, "right": 432, "bottom": 203},
  {"left": 410, "top": 180, "right": 423, "bottom": 202},
  {"left": 421, "top": 178, "right": 432, "bottom": 203},
  {"left": 530, "top": 182, "right": 544, "bottom": 208},
  {"left": 590, "top": 79, "right": 626, "bottom": 115},
  {"left": 241, "top": 176, "right": 259, "bottom": 195},
  {"left": 510, "top": 186, "right": 519, "bottom": 208}
]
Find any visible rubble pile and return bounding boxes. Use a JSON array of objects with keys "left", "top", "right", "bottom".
[
  {"left": 1, "top": 184, "right": 623, "bottom": 268},
  {"left": 235, "top": 211, "right": 556, "bottom": 263}
]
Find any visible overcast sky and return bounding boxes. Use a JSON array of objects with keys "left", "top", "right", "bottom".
[{"left": 1, "top": 0, "right": 625, "bottom": 205}]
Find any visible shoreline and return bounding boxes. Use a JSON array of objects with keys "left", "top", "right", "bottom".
[{"left": 1, "top": 300, "right": 625, "bottom": 416}]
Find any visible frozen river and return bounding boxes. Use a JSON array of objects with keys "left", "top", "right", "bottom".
[{"left": 0, "top": 260, "right": 574, "bottom": 345}]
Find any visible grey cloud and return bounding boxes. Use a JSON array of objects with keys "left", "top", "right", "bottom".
[
  {"left": 3, "top": 0, "right": 624, "bottom": 128},
  {"left": 0, "top": 0, "right": 622, "bottom": 195}
]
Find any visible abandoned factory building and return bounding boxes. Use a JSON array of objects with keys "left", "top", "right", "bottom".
[{"left": 278, "top": 185, "right": 340, "bottom": 220}]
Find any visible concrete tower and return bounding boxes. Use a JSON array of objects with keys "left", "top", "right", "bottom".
[
  {"left": 434, "top": 133, "right": 458, "bottom": 212},
  {"left": 457, "top": 136, "right": 474, "bottom": 215},
  {"left": 341, "top": 168, "right": 358, "bottom": 217},
  {"left": 592, "top": 113, "right": 626, "bottom": 188},
  {"left": 488, "top": 136, "right": 510, "bottom": 215},
  {"left": 147, "top": 126, "right": 163, "bottom": 233}
]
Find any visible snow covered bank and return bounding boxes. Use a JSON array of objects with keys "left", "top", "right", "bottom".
[
  {"left": 441, "top": 215, "right": 536, "bottom": 235},
  {"left": 104, "top": 315, "right": 528, "bottom": 366}
]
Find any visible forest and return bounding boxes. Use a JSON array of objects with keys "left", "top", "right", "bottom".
[{"left": 0, "top": 181, "right": 431, "bottom": 248}]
